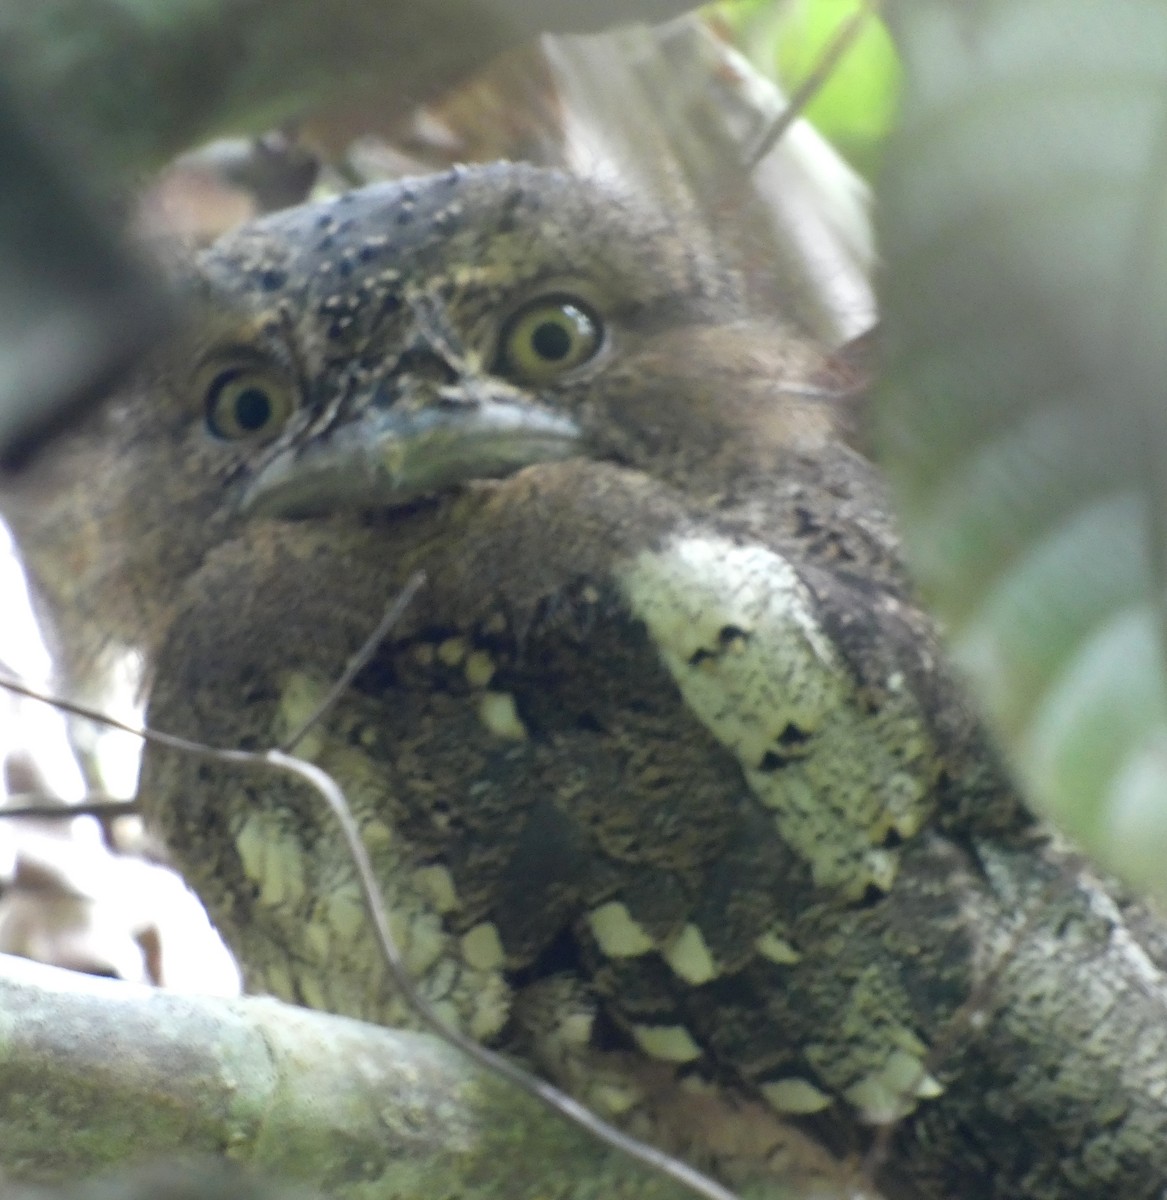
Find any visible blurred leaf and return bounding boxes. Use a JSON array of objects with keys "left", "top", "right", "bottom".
[
  {"left": 0, "top": 81, "right": 172, "bottom": 465},
  {"left": 0, "top": 0, "right": 705, "bottom": 175},
  {"left": 877, "top": 0, "right": 1167, "bottom": 893}
]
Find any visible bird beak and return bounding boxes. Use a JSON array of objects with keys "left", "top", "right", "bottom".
[{"left": 239, "top": 387, "right": 583, "bottom": 519}]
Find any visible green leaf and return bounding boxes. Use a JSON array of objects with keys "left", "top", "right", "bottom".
[{"left": 877, "top": 0, "right": 1167, "bottom": 891}]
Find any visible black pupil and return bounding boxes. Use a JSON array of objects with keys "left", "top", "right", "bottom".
[
  {"left": 530, "top": 320, "right": 572, "bottom": 361},
  {"left": 233, "top": 386, "right": 273, "bottom": 431}
]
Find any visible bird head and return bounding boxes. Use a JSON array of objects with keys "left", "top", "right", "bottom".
[
  {"left": 191, "top": 162, "right": 839, "bottom": 516},
  {"left": 3, "top": 162, "right": 847, "bottom": 673}
]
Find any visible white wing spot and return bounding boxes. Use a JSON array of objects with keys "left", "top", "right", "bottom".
[
  {"left": 761, "top": 1077, "right": 833, "bottom": 1114},
  {"left": 461, "top": 921, "right": 505, "bottom": 971},
  {"left": 478, "top": 691, "right": 528, "bottom": 740},
  {"left": 235, "top": 811, "right": 307, "bottom": 909},
  {"left": 631, "top": 1023, "right": 703, "bottom": 1063},
  {"left": 588, "top": 901, "right": 655, "bottom": 957},
  {"left": 662, "top": 922, "right": 719, "bottom": 984}
]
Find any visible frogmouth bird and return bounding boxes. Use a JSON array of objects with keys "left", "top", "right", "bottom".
[{"left": 8, "top": 164, "right": 1167, "bottom": 1200}]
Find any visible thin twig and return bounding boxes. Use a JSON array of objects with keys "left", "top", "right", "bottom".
[
  {"left": 746, "top": 0, "right": 879, "bottom": 171},
  {"left": 0, "top": 795, "right": 138, "bottom": 819},
  {"left": 280, "top": 570, "right": 426, "bottom": 753},
  {"left": 0, "top": 675, "right": 259, "bottom": 764},
  {"left": 0, "top": 654, "right": 740, "bottom": 1200}
]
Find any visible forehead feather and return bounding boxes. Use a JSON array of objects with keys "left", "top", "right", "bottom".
[{"left": 195, "top": 163, "right": 727, "bottom": 318}]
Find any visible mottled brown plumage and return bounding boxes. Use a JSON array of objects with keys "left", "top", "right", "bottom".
[{"left": 7, "top": 164, "right": 1167, "bottom": 1200}]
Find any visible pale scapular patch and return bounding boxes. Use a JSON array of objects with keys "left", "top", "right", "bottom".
[{"left": 619, "top": 533, "right": 935, "bottom": 896}]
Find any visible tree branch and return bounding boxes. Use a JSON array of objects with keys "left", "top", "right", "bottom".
[{"left": 0, "top": 953, "right": 701, "bottom": 1199}]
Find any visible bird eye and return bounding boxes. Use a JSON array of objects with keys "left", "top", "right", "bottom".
[
  {"left": 496, "top": 296, "right": 602, "bottom": 383},
  {"left": 200, "top": 362, "right": 295, "bottom": 441}
]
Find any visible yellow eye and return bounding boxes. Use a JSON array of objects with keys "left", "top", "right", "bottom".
[
  {"left": 200, "top": 362, "right": 295, "bottom": 440},
  {"left": 497, "top": 296, "right": 602, "bottom": 383}
]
